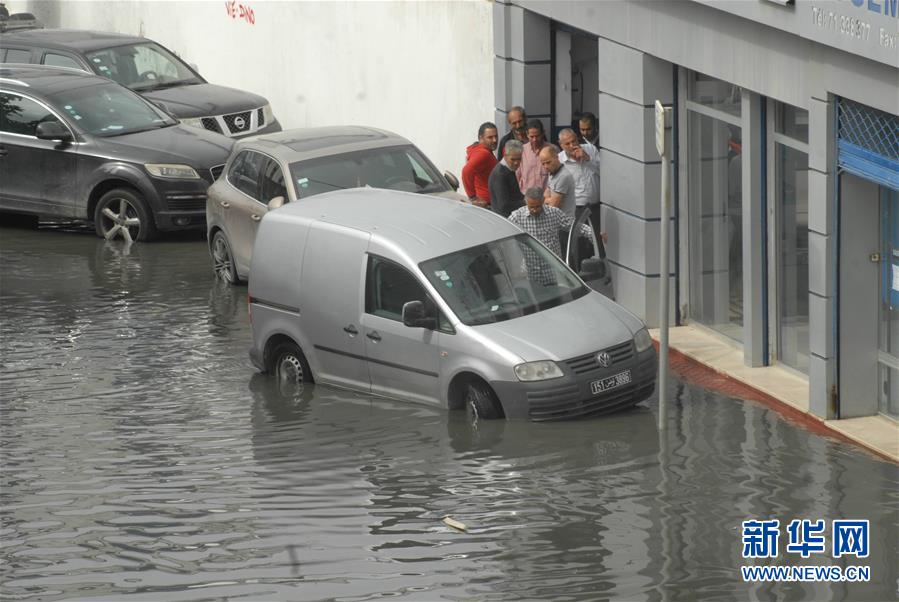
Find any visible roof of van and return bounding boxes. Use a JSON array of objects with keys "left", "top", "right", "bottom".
[
  {"left": 267, "top": 188, "right": 523, "bottom": 262},
  {"left": 239, "top": 126, "right": 418, "bottom": 163}
]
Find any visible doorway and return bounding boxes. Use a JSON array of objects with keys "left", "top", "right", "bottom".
[{"left": 878, "top": 187, "right": 899, "bottom": 419}]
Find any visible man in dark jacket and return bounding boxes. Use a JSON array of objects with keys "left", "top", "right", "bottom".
[{"left": 488, "top": 140, "right": 524, "bottom": 217}]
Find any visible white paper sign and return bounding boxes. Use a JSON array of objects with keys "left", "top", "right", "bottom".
[{"left": 892, "top": 264, "right": 899, "bottom": 292}]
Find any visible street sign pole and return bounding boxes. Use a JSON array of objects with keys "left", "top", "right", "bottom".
[{"left": 655, "top": 100, "right": 671, "bottom": 431}]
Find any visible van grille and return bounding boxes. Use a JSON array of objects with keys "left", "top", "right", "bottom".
[
  {"left": 564, "top": 341, "right": 634, "bottom": 376},
  {"left": 201, "top": 117, "right": 222, "bottom": 134},
  {"left": 165, "top": 193, "right": 206, "bottom": 212},
  {"left": 224, "top": 111, "right": 252, "bottom": 134}
]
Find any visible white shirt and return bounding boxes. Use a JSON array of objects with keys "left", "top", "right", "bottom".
[{"left": 559, "top": 143, "right": 601, "bottom": 207}]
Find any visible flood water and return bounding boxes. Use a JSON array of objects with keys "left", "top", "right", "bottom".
[{"left": 1, "top": 225, "right": 897, "bottom": 602}]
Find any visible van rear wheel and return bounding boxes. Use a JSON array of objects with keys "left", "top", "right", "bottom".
[
  {"left": 465, "top": 381, "right": 503, "bottom": 420},
  {"left": 272, "top": 342, "right": 313, "bottom": 386}
]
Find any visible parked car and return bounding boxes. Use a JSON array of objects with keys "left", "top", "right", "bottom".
[
  {"left": 0, "top": 65, "right": 233, "bottom": 241},
  {"left": 0, "top": 10, "right": 42, "bottom": 33},
  {"left": 247, "top": 188, "right": 657, "bottom": 421},
  {"left": 206, "top": 125, "right": 464, "bottom": 284},
  {"left": 0, "top": 29, "right": 280, "bottom": 138}
]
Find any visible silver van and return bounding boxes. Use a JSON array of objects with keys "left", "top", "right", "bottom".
[{"left": 248, "top": 188, "right": 657, "bottom": 421}]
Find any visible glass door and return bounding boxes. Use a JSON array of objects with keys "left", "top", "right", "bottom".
[{"left": 878, "top": 187, "right": 899, "bottom": 419}]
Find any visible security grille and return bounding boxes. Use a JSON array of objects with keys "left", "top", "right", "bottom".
[
  {"left": 838, "top": 99, "right": 899, "bottom": 162},
  {"left": 837, "top": 98, "right": 899, "bottom": 189}
]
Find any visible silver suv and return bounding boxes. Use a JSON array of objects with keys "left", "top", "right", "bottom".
[{"left": 206, "top": 126, "right": 463, "bottom": 284}]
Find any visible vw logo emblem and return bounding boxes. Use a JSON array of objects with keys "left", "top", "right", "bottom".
[
  {"left": 233, "top": 115, "right": 247, "bottom": 130},
  {"left": 596, "top": 352, "right": 612, "bottom": 367}
]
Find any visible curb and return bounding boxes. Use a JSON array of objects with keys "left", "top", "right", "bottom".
[{"left": 661, "top": 344, "right": 897, "bottom": 465}]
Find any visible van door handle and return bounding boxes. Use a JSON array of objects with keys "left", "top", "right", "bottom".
[
  {"left": 343, "top": 324, "right": 358, "bottom": 335},
  {"left": 251, "top": 214, "right": 262, "bottom": 222},
  {"left": 219, "top": 201, "right": 230, "bottom": 209},
  {"left": 366, "top": 331, "right": 382, "bottom": 342}
]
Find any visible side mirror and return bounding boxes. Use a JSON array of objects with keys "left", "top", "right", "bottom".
[
  {"left": 152, "top": 100, "right": 173, "bottom": 116},
  {"left": 402, "top": 300, "right": 437, "bottom": 330},
  {"left": 579, "top": 256, "right": 606, "bottom": 281},
  {"left": 35, "top": 120, "right": 72, "bottom": 142},
  {"left": 443, "top": 170, "right": 459, "bottom": 191},
  {"left": 267, "top": 196, "right": 285, "bottom": 210}
]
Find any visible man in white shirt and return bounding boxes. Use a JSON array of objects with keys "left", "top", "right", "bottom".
[{"left": 558, "top": 128, "right": 606, "bottom": 244}]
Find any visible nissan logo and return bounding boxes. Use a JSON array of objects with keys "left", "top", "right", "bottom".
[
  {"left": 233, "top": 116, "right": 247, "bottom": 130},
  {"left": 596, "top": 351, "right": 612, "bottom": 367}
]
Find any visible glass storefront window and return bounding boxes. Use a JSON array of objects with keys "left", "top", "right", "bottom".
[
  {"left": 775, "top": 143, "right": 809, "bottom": 373},
  {"left": 687, "top": 111, "right": 744, "bottom": 341},
  {"left": 776, "top": 103, "right": 809, "bottom": 144},
  {"left": 688, "top": 72, "right": 742, "bottom": 117}
]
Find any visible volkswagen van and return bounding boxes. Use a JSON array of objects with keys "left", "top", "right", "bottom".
[{"left": 247, "top": 188, "right": 656, "bottom": 421}]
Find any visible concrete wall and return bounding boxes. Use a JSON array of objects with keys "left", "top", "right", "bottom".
[{"left": 16, "top": 0, "right": 495, "bottom": 179}]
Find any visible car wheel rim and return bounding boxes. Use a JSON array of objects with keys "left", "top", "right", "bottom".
[
  {"left": 100, "top": 198, "right": 141, "bottom": 243},
  {"left": 212, "top": 237, "right": 234, "bottom": 283},
  {"left": 277, "top": 354, "right": 304, "bottom": 385}
]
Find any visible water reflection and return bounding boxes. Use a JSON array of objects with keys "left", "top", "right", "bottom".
[{"left": 1, "top": 226, "right": 897, "bottom": 601}]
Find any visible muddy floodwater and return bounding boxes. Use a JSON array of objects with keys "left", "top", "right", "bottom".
[{"left": 1, "top": 225, "right": 897, "bottom": 601}]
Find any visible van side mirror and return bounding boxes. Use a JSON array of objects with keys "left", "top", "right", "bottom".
[
  {"left": 579, "top": 256, "right": 606, "bottom": 281},
  {"left": 402, "top": 300, "right": 437, "bottom": 329},
  {"left": 35, "top": 121, "right": 72, "bottom": 142},
  {"left": 443, "top": 171, "right": 459, "bottom": 191},
  {"left": 267, "top": 196, "right": 285, "bottom": 210}
]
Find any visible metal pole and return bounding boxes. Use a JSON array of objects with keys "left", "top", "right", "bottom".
[{"left": 656, "top": 102, "right": 671, "bottom": 430}]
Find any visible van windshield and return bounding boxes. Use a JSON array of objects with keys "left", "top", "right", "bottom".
[{"left": 419, "top": 234, "right": 589, "bottom": 326}]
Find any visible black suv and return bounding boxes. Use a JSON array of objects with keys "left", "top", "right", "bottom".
[
  {"left": 0, "top": 65, "right": 234, "bottom": 241},
  {"left": 0, "top": 29, "right": 281, "bottom": 139}
]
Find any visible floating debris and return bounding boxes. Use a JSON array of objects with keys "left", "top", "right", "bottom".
[{"left": 442, "top": 516, "right": 468, "bottom": 532}]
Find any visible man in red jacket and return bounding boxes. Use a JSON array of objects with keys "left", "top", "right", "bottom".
[{"left": 461, "top": 122, "right": 498, "bottom": 208}]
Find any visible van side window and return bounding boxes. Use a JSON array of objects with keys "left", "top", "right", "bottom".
[
  {"left": 0, "top": 92, "right": 55, "bottom": 136},
  {"left": 365, "top": 256, "right": 451, "bottom": 331},
  {"left": 227, "top": 150, "right": 263, "bottom": 199}
]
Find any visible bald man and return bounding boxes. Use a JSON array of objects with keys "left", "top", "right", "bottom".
[{"left": 538, "top": 144, "right": 575, "bottom": 219}]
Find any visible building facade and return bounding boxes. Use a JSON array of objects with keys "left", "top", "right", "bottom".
[{"left": 494, "top": 0, "right": 898, "bottom": 420}]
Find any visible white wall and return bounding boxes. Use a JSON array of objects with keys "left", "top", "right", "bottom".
[{"left": 18, "top": 0, "right": 495, "bottom": 178}]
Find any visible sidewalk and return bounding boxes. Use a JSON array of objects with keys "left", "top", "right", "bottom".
[{"left": 650, "top": 324, "right": 899, "bottom": 464}]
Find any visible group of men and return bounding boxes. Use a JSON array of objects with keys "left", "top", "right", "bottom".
[{"left": 460, "top": 106, "right": 604, "bottom": 259}]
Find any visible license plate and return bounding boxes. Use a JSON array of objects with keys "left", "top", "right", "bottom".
[{"left": 590, "top": 370, "right": 632, "bottom": 395}]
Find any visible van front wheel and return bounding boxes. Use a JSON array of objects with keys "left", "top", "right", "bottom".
[
  {"left": 465, "top": 381, "right": 503, "bottom": 420},
  {"left": 272, "top": 342, "right": 313, "bottom": 386}
]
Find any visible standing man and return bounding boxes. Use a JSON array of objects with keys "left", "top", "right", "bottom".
[
  {"left": 517, "top": 118, "right": 549, "bottom": 193},
  {"left": 488, "top": 140, "right": 524, "bottom": 218},
  {"left": 558, "top": 128, "right": 600, "bottom": 214},
  {"left": 496, "top": 106, "right": 528, "bottom": 160},
  {"left": 462, "top": 122, "right": 498, "bottom": 208},
  {"left": 538, "top": 145, "right": 575, "bottom": 219},
  {"left": 578, "top": 112, "right": 599, "bottom": 148},
  {"left": 558, "top": 127, "right": 606, "bottom": 244},
  {"left": 509, "top": 187, "right": 593, "bottom": 259}
]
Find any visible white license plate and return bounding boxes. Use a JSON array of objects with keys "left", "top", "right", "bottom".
[{"left": 590, "top": 370, "right": 632, "bottom": 395}]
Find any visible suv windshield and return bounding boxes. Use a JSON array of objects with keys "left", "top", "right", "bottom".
[
  {"left": 47, "top": 81, "right": 177, "bottom": 136},
  {"left": 419, "top": 234, "right": 589, "bottom": 326},
  {"left": 289, "top": 145, "right": 450, "bottom": 198},
  {"left": 85, "top": 42, "right": 201, "bottom": 91}
]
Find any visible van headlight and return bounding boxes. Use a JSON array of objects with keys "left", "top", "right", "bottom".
[
  {"left": 514, "top": 360, "right": 563, "bottom": 381},
  {"left": 180, "top": 117, "right": 205, "bottom": 130},
  {"left": 634, "top": 328, "right": 653, "bottom": 353},
  {"left": 262, "top": 103, "right": 274, "bottom": 124},
  {"left": 145, "top": 164, "right": 201, "bottom": 180}
]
